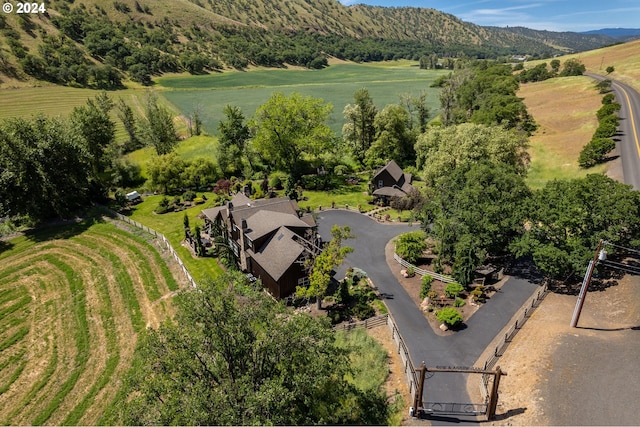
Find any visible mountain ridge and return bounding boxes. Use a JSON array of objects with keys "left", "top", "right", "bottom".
[{"left": 0, "top": 0, "right": 630, "bottom": 87}]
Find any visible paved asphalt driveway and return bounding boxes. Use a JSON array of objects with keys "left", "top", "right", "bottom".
[{"left": 317, "top": 210, "right": 539, "bottom": 412}]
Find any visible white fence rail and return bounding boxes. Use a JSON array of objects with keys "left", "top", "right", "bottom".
[
  {"left": 393, "top": 253, "right": 456, "bottom": 283},
  {"left": 387, "top": 314, "right": 418, "bottom": 402}
]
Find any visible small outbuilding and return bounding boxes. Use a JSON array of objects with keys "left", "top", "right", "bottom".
[{"left": 126, "top": 191, "right": 142, "bottom": 203}]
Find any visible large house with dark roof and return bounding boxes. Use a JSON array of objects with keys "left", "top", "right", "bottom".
[
  {"left": 202, "top": 193, "right": 319, "bottom": 299},
  {"left": 370, "top": 160, "right": 415, "bottom": 204}
]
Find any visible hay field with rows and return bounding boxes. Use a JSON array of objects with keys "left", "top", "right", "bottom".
[{"left": 0, "top": 218, "right": 185, "bottom": 425}]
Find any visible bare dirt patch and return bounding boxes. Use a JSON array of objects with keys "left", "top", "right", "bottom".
[
  {"left": 366, "top": 325, "right": 412, "bottom": 425},
  {"left": 476, "top": 273, "right": 640, "bottom": 426}
]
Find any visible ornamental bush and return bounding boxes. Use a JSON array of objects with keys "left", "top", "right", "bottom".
[
  {"left": 437, "top": 307, "right": 463, "bottom": 328},
  {"left": 420, "top": 275, "right": 433, "bottom": 299},
  {"left": 444, "top": 282, "right": 464, "bottom": 298}
]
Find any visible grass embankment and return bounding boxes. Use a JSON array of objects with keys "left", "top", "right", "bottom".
[
  {"left": 124, "top": 193, "right": 224, "bottom": 282},
  {"left": 0, "top": 219, "right": 182, "bottom": 425},
  {"left": 519, "top": 75, "right": 607, "bottom": 188}
]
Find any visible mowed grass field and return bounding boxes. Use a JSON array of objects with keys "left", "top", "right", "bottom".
[
  {"left": 0, "top": 218, "right": 185, "bottom": 425},
  {"left": 0, "top": 86, "right": 181, "bottom": 142},
  {"left": 519, "top": 75, "right": 607, "bottom": 188},
  {"left": 159, "top": 62, "right": 447, "bottom": 135}
]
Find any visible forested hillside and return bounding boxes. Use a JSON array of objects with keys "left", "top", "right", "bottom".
[{"left": 0, "top": 0, "right": 619, "bottom": 88}]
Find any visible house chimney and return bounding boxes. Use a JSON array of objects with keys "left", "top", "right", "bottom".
[
  {"left": 227, "top": 201, "right": 233, "bottom": 210},
  {"left": 241, "top": 218, "right": 247, "bottom": 230}
]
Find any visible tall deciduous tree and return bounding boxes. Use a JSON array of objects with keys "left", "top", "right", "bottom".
[
  {"left": 299, "top": 225, "right": 354, "bottom": 308},
  {"left": 420, "top": 161, "right": 531, "bottom": 285},
  {"left": 0, "top": 115, "right": 92, "bottom": 220},
  {"left": 251, "top": 92, "right": 334, "bottom": 177},
  {"left": 365, "top": 103, "right": 416, "bottom": 168},
  {"left": 147, "top": 152, "right": 185, "bottom": 194},
  {"left": 342, "top": 88, "right": 377, "bottom": 166},
  {"left": 217, "top": 104, "right": 250, "bottom": 176},
  {"left": 116, "top": 97, "right": 142, "bottom": 153},
  {"left": 70, "top": 91, "right": 116, "bottom": 179},
  {"left": 120, "top": 273, "right": 387, "bottom": 425},
  {"left": 141, "top": 92, "right": 178, "bottom": 155},
  {"left": 415, "top": 123, "right": 529, "bottom": 187}
]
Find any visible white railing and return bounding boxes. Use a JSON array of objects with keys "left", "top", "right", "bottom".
[{"left": 393, "top": 253, "right": 457, "bottom": 283}]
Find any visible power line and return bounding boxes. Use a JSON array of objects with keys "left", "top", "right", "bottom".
[{"left": 603, "top": 241, "right": 640, "bottom": 257}]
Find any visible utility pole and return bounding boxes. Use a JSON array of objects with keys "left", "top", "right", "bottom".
[{"left": 570, "top": 240, "right": 606, "bottom": 328}]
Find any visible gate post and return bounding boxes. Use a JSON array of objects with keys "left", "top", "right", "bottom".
[
  {"left": 413, "top": 361, "right": 426, "bottom": 415},
  {"left": 486, "top": 366, "right": 504, "bottom": 420}
]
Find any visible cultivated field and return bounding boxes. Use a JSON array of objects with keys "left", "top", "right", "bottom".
[
  {"left": 159, "top": 62, "right": 447, "bottom": 134},
  {"left": 0, "top": 218, "right": 185, "bottom": 425}
]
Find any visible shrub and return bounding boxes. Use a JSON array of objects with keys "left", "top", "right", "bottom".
[
  {"left": 437, "top": 307, "right": 463, "bottom": 328},
  {"left": 445, "top": 283, "right": 464, "bottom": 298},
  {"left": 454, "top": 297, "right": 465, "bottom": 307},
  {"left": 593, "top": 122, "right": 617, "bottom": 139},
  {"left": 395, "top": 230, "right": 428, "bottom": 263},
  {"left": 268, "top": 172, "right": 286, "bottom": 190},
  {"left": 420, "top": 275, "right": 433, "bottom": 299},
  {"left": 183, "top": 190, "right": 197, "bottom": 201},
  {"left": 406, "top": 266, "right": 415, "bottom": 277},
  {"left": 470, "top": 286, "right": 486, "bottom": 303},
  {"left": 602, "top": 93, "right": 615, "bottom": 105},
  {"left": 579, "top": 137, "right": 616, "bottom": 168},
  {"left": 334, "top": 164, "right": 349, "bottom": 176},
  {"left": 352, "top": 302, "right": 375, "bottom": 321}
]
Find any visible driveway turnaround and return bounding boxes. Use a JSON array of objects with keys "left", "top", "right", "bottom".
[{"left": 317, "top": 210, "right": 540, "bottom": 416}]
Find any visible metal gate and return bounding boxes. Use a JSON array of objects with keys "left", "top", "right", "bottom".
[{"left": 420, "top": 402, "right": 487, "bottom": 416}]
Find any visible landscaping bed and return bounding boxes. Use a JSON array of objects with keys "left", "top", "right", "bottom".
[{"left": 384, "top": 240, "right": 507, "bottom": 335}]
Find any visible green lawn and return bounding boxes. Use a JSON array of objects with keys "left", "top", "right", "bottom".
[
  {"left": 158, "top": 63, "right": 446, "bottom": 135},
  {"left": 300, "top": 180, "right": 374, "bottom": 212},
  {"left": 125, "top": 193, "right": 224, "bottom": 283},
  {"left": 126, "top": 134, "right": 218, "bottom": 178}
]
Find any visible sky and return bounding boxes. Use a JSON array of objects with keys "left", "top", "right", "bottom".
[{"left": 338, "top": 0, "right": 640, "bottom": 32}]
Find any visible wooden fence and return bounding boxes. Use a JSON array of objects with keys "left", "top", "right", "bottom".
[
  {"left": 393, "top": 253, "right": 457, "bottom": 284},
  {"left": 478, "top": 281, "right": 549, "bottom": 400},
  {"left": 333, "top": 314, "right": 389, "bottom": 332},
  {"left": 388, "top": 314, "right": 419, "bottom": 403}
]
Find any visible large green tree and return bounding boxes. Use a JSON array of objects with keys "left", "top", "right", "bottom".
[
  {"left": 420, "top": 161, "right": 531, "bottom": 285},
  {"left": 70, "top": 91, "right": 116, "bottom": 180},
  {"left": 251, "top": 92, "right": 334, "bottom": 177},
  {"left": 120, "top": 273, "right": 387, "bottom": 425},
  {"left": 364, "top": 103, "right": 417, "bottom": 168},
  {"left": 217, "top": 104, "right": 250, "bottom": 176},
  {"left": 342, "top": 88, "right": 378, "bottom": 166},
  {"left": 511, "top": 175, "right": 640, "bottom": 279},
  {"left": 141, "top": 92, "right": 178, "bottom": 155},
  {"left": 0, "top": 115, "right": 92, "bottom": 220},
  {"left": 415, "top": 122, "right": 529, "bottom": 186}
]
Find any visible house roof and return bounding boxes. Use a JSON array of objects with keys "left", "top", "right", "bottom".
[
  {"left": 372, "top": 186, "right": 408, "bottom": 198},
  {"left": 251, "top": 227, "right": 305, "bottom": 281},
  {"left": 201, "top": 204, "right": 227, "bottom": 223},
  {"left": 244, "top": 210, "right": 311, "bottom": 240},
  {"left": 202, "top": 194, "right": 315, "bottom": 227},
  {"left": 374, "top": 160, "right": 404, "bottom": 182}
]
